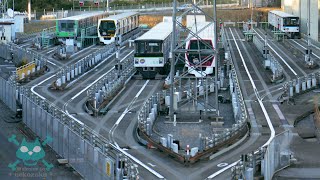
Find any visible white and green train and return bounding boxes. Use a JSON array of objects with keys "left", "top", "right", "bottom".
[
  {"left": 56, "top": 11, "right": 107, "bottom": 40},
  {"left": 134, "top": 21, "right": 173, "bottom": 79}
]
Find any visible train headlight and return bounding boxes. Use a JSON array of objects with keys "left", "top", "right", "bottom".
[
  {"left": 134, "top": 58, "right": 139, "bottom": 64},
  {"left": 159, "top": 58, "right": 164, "bottom": 64},
  {"left": 193, "top": 58, "right": 199, "bottom": 64}
]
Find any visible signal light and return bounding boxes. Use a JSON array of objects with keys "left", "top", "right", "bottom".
[
  {"left": 79, "top": 0, "right": 84, "bottom": 7},
  {"left": 94, "top": 2, "right": 99, "bottom": 6}
]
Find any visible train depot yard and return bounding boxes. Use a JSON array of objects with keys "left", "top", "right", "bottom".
[{"left": 0, "top": 0, "right": 320, "bottom": 180}]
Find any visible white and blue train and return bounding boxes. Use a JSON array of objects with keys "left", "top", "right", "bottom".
[
  {"left": 97, "top": 12, "right": 139, "bottom": 45},
  {"left": 268, "top": 10, "right": 300, "bottom": 38}
]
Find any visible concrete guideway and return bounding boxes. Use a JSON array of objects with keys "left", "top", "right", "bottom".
[{"left": 207, "top": 27, "right": 277, "bottom": 179}]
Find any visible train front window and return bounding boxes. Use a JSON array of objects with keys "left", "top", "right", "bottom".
[
  {"left": 99, "top": 20, "right": 116, "bottom": 36},
  {"left": 189, "top": 40, "right": 213, "bottom": 50},
  {"left": 148, "top": 42, "right": 161, "bottom": 53},
  {"left": 59, "top": 20, "right": 75, "bottom": 32},
  {"left": 135, "top": 41, "right": 163, "bottom": 56},
  {"left": 284, "top": 17, "right": 299, "bottom": 26}
]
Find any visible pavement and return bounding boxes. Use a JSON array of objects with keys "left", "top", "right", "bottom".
[
  {"left": 273, "top": 90, "right": 320, "bottom": 179},
  {"left": 152, "top": 90, "right": 235, "bottom": 149},
  {"left": 0, "top": 101, "right": 81, "bottom": 180}
]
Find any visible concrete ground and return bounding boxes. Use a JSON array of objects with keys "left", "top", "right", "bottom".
[
  {"left": 151, "top": 90, "right": 235, "bottom": 149},
  {"left": 0, "top": 101, "right": 81, "bottom": 180},
  {"left": 273, "top": 90, "right": 320, "bottom": 179}
]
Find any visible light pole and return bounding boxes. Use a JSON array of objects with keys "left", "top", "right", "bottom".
[
  {"left": 306, "top": 0, "right": 313, "bottom": 66},
  {"left": 213, "top": 0, "right": 219, "bottom": 116},
  {"left": 169, "top": 0, "right": 177, "bottom": 121}
]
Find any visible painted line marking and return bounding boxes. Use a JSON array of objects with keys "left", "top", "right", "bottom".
[
  {"left": 253, "top": 29, "right": 298, "bottom": 76},
  {"left": 109, "top": 143, "right": 165, "bottom": 179},
  {"left": 47, "top": 60, "right": 57, "bottom": 66},
  {"left": 148, "top": 163, "right": 156, "bottom": 167},
  {"left": 110, "top": 80, "right": 150, "bottom": 148},
  {"left": 207, "top": 28, "right": 276, "bottom": 179},
  {"left": 291, "top": 40, "right": 320, "bottom": 59},
  {"left": 46, "top": 49, "right": 55, "bottom": 54},
  {"left": 217, "top": 163, "right": 229, "bottom": 167},
  {"left": 30, "top": 74, "right": 55, "bottom": 100},
  {"left": 71, "top": 49, "right": 134, "bottom": 100}
]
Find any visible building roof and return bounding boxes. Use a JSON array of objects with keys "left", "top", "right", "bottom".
[{"left": 135, "top": 22, "right": 173, "bottom": 41}]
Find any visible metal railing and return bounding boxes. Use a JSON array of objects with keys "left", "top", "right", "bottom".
[
  {"left": 137, "top": 61, "right": 248, "bottom": 164},
  {"left": 20, "top": 87, "right": 139, "bottom": 179}
]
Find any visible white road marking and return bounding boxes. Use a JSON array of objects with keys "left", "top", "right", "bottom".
[
  {"left": 61, "top": 47, "right": 164, "bottom": 179},
  {"left": 207, "top": 28, "right": 276, "bottom": 179},
  {"left": 272, "top": 104, "right": 286, "bottom": 121},
  {"left": 70, "top": 49, "right": 133, "bottom": 100},
  {"left": 291, "top": 39, "right": 320, "bottom": 59},
  {"left": 148, "top": 163, "right": 156, "bottom": 167},
  {"left": 46, "top": 49, "right": 55, "bottom": 54},
  {"left": 109, "top": 80, "right": 150, "bottom": 148},
  {"left": 217, "top": 163, "right": 229, "bottom": 167},
  {"left": 30, "top": 74, "right": 55, "bottom": 100},
  {"left": 47, "top": 60, "right": 57, "bottom": 66},
  {"left": 253, "top": 29, "right": 298, "bottom": 76},
  {"left": 20, "top": 43, "right": 30, "bottom": 48}
]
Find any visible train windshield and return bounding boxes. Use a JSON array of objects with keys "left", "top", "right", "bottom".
[
  {"left": 283, "top": 17, "right": 299, "bottom": 26},
  {"left": 135, "top": 41, "right": 163, "bottom": 56},
  {"left": 99, "top": 20, "right": 116, "bottom": 36},
  {"left": 59, "top": 20, "right": 75, "bottom": 32},
  {"left": 187, "top": 40, "right": 213, "bottom": 66},
  {"left": 189, "top": 40, "right": 213, "bottom": 50}
]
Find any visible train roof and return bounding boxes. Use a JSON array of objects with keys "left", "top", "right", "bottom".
[
  {"left": 135, "top": 22, "right": 173, "bottom": 41},
  {"left": 100, "top": 12, "right": 138, "bottom": 21},
  {"left": 187, "top": 21, "right": 214, "bottom": 40},
  {"left": 59, "top": 11, "right": 106, "bottom": 21},
  {"left": 269, "top": 10, "right": 298, "bottom": 18}
]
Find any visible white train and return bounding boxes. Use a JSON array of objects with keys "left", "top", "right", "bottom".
[
  {"left": 268, "top": 10, "right": 300, "bottom": 38},
  {"left": 185, "top": 21, "right": 215, "bottom": 77},
  {"left": 134, "top": 21, "right": 173, "bottom": 79},
  {"left": 98, "top": 12, "right": 139, "bottom": 45}
]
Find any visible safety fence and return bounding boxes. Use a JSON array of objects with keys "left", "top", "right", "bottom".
[
  {"left": 281, "top": 73, "right": 318, "bottom": 99},
  {"left": 20, "top": 88, "right": 139, "bottom": 179},
  {"left": 52, "top": 44, "right": 116, "bottom": 90},
  {"left": 231, "top": 131, "right": 292, "bottom": 179},
  {"left": 0, "top": 75, "right": 17, "bottom": 112},
  {"left": 0, "top": 43, "right": 47, "bottom": 70},
  {"left": 86, "top": 54, "right": 136, "bottom": 116},
  {"left": 253, "top": 35, "right": 283, "bottom": 82},
  {"left": 137, "top": 60, "right": 248, "bottom": 164}
]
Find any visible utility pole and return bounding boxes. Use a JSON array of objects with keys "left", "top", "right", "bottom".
[
  {"left": 107, "top": 0, "right": 109, "bottom": 12},
  {"left": 169, "top": 0, "right": 177, "bottom": 121},
  {"left": 306, "top": 0, "right": 313, "bottom": 67},
  {"left": 213, "top": 0, "right": 219, "bottom": 116},
  {"left": 28, "top": 0, "right": 31, "bottom": 21}
]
